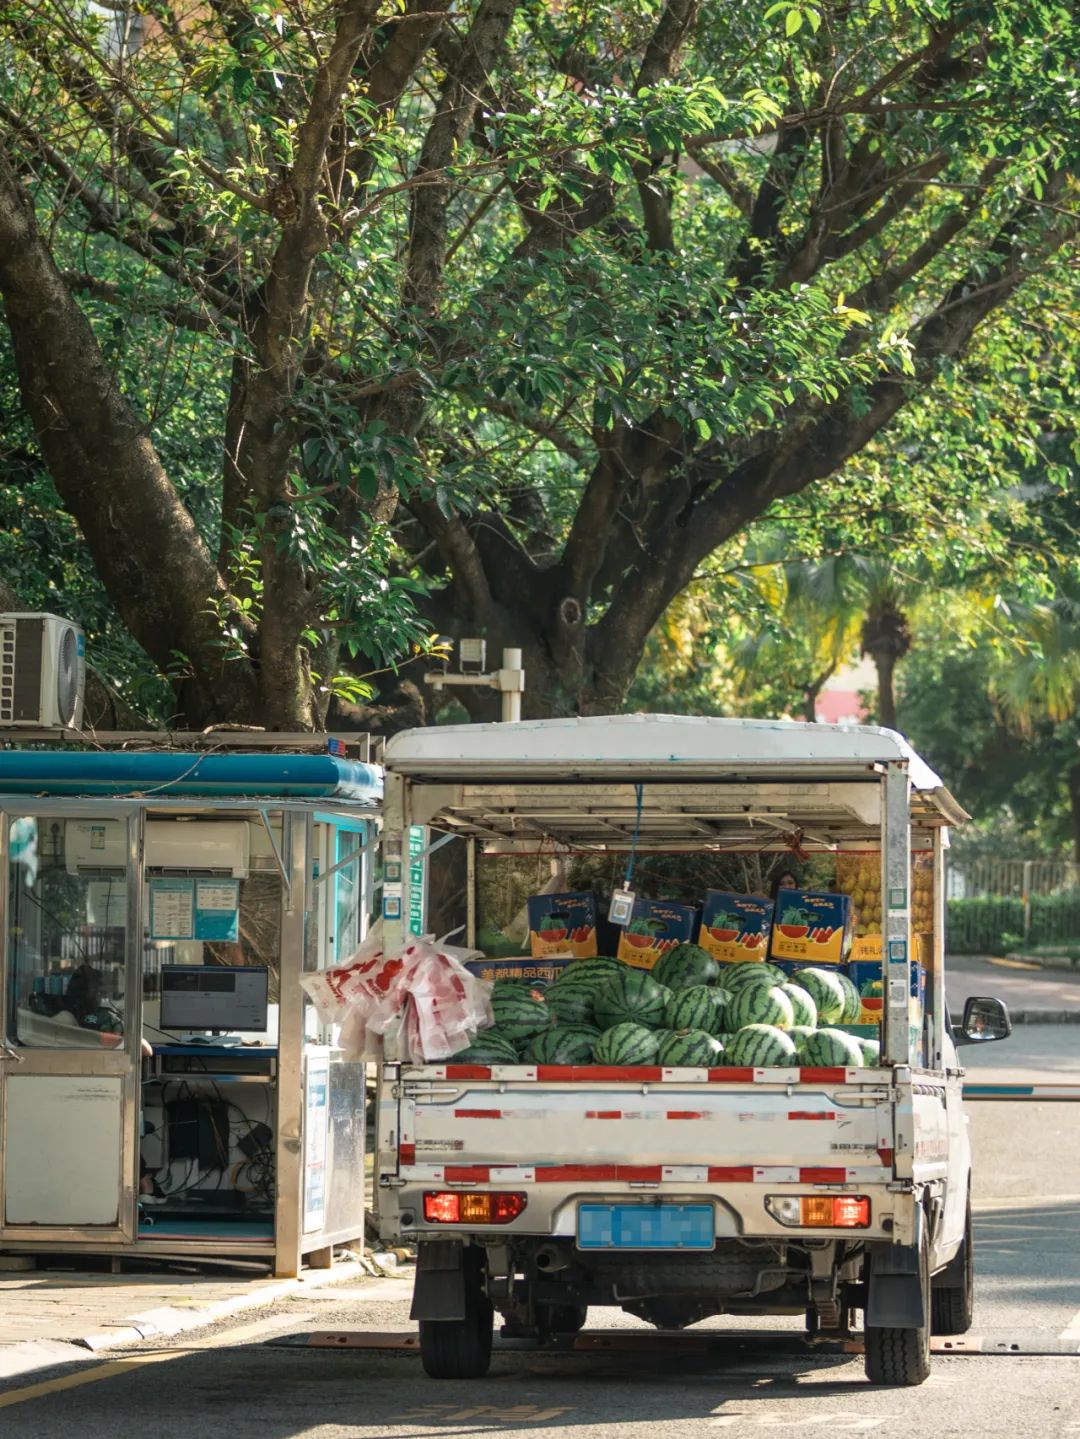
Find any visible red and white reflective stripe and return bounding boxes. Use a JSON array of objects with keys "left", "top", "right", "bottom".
[
  {"left": 788, "top": 1111, "right": 837, "bottom": 1121},
  {"left": 534, "top": 1164, "right": 664, "bottom": 1183},
  {"left": 431, "top": 1063, "right": 863, "bottom": 1084},
  {"left": 399, "top": 1161, "right": 873, "bottom": 1185},
  {"left": 454, "top": 1109, "right": 502, "bottom": 1119}
]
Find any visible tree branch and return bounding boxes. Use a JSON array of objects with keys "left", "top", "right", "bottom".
[{"left": 0, "top": 158, "right": 258, "bottom": 720}]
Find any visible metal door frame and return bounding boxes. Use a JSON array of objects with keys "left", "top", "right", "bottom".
[{"left": 0, "top": 804, "right": 143, "bottom": 1242}]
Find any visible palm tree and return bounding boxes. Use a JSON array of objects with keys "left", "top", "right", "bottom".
[
  {"left": 992, "top": 587, "right": 1080, "bottom": 860},
  {"left": 728, "top": 552, "right": 921, "bottom": 726},
  {"left": 855, "top": 562, "right": 915, "bottom": 730}
]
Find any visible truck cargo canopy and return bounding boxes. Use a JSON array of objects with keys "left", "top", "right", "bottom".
[{"left": 385, "top": 715, "right": 966, "bottom": 848}]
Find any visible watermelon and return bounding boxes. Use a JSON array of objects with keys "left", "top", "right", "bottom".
[
  {"left": 490, "top": 989, "right": 550, "bottom": 1041},
  {"left": 594, "top": 969, "right": 670, "bottom": 1030},
  {"left": 664, "top": 984, "right": 724, "bottom": 1035},
  {"left": 719, "top": 961, "right": 787, "bottom": 992},
  {"left": 552, "top": 957, "right": 623, "bottom": 984},
  {"left": 779, "top": 982, "right": 817, "bottom": 1028},
  {"left": 546, "top": 984, "right": 596, "bottom": 1026},
  {"left": 857, "top": 1037, "right": 882, "bottom": 1065},
  {"left": 726, "top": 1024, "right": 798, "bottom": 1066},
  {"left": 529, "top": 1025, "right": 599, "bottom": 1064},
  {"left": 652, "top": 942, "right": 720, "bottom": 991},
  {"left": 796, "top": 1027, "right": 865, "bottom": 1067},
  {"left": 836, "top": 972, "right": 862, "bottom": 1023},
  {"left": 658, "top": 1029, "right": 722, "bottom": 1066},
  {"left": 795, "top": 967, "right": 848, "bottom": 1024},
  {"left": 593, "top": 1022, "right": 661, "bottom": 1065},
  {"left": 490, "top": 978, "right": 546, "bottom": 1001},
  {"left": 711, "top": 986, "right": 735, "bottom": 1022},
  {"left": 787, "top": 1024, "right": 816, "bottom": 1045},
  {"left": 450, "top": 1030, "right": 520, "bottom": 1063},
  {"left": 728, "top": 983, "right": 796, "bottom": 1031}
]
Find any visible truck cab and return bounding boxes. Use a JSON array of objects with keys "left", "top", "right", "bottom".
[{"left": 374, "top": 715, "right": 1010, "bottom": 1385}]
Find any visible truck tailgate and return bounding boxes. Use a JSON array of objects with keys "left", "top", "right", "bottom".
[{"left": 396, "top": 1063, "right": 895, "bottom": 1185}]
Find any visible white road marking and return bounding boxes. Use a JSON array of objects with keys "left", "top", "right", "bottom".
[
  {"left": 1059, "top": 1307, "right": 1080, "bottom": 1342},
  {"left": 711, "top": 1415, "right": 897, "bottom": 1430}
]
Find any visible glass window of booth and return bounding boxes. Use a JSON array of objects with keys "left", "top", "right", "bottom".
[
  {"left": 139, "top": 812, "right": 284, "bottom": 1042},
  {"left": 6, "top": 815, "right": 131, "bottom": 1049}
]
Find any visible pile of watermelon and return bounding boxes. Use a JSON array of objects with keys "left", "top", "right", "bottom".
[{"left": 449, "top": 944, "right": 880, "bottom": 1069}]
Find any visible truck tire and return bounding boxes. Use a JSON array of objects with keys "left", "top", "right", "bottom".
[
  {"left": 931, "top": 1198, "right": 974, "bottom": 1336},
  {"left": 864, "top": 1229, "right": 931, "bottom": 1387},
  {"left": 419, "top": 1248, "right": 493, "bottom": 1379}
]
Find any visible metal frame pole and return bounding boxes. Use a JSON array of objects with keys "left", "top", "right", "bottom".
[{"left": 883, "top": 762, "right": 912, "bottom": 1066}]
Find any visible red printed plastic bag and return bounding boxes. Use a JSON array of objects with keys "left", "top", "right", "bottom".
[{"left": 300, "top": 934, "right": 491, "bottom": 1062}]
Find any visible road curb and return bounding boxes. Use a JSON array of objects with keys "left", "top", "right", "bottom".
[
  {"left": 1008, "top": 1010, "right": 1080, "bottom": 1024},
  {"left": 0, "top": 1259, "right": 410, "bottom": 1382}
]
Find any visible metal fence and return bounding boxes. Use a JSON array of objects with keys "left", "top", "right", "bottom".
[{"left": 946, "top": 857, "right": 1080, "bottom": 953}]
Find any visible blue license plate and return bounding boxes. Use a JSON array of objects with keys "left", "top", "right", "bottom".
[{"left": 577, "top": 1203, "right": 714, "bottom": 1251}]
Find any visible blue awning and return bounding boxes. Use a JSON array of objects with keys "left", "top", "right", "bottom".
[{"left": 0, "top": 751, "right": 383, "bottom": 803}]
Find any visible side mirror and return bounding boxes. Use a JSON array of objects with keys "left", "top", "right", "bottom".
[{"left": 953, "top": 995, "right": 1012, "bottom": 1046}]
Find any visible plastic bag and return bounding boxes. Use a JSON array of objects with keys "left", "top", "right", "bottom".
[{"left": 300, "top": 933, "right": 492, "bottom": 1062}]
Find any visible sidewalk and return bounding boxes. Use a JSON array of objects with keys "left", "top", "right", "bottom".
[{"left": 0, "top": 1255, "right": 408, "bottom": 1382}]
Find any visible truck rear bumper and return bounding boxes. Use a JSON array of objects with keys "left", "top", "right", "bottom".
[{"left": 382, "top": 1180, "right": 908, "bottom": 1246}]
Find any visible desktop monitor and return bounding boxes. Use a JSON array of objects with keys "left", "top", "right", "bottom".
[{"left": 159, "top": 966, "right": 269, "bottom": 1034}]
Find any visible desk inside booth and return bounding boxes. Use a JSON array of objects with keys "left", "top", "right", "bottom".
[
  {"left": 0, "top": 746, "right": 381, "bottom": 1273},
  {"left": 140, "top": 1042, "right": 280, "bottom": 1243}
]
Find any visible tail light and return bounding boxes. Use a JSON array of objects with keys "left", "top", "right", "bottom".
[
  {"left": 423, "top": 1191, "right": 527, "bottom": 1225},
  {"left": 766, "top": 1194, "right": 870, "bottom": 1228}
]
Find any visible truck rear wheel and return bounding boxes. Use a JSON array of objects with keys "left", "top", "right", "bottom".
[
  {"left": 864, "top": 1230, "right": 931, "bottom": 1387},
  {"left": 418, "top": 1248, "right": 493, "bottom": 1379},
  {"left": 931, "top": 1198, "right": 974, "bottom": 1336}
]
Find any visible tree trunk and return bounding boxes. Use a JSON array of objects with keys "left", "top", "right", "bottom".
[
  {"left": 873, "top": 650, "right": 897, "bottom": 730},
  {"left": 803, "top": 665, "right": 836, "bottom": 724},
  {"left": 1069, "top": 761, "right": 1080, "bottom": 865}
]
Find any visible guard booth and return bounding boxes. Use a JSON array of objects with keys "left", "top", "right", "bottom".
[{"left": 0, "top": 740, "right": 382, "bottom": 1276}]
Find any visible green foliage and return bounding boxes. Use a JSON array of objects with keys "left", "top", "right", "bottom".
[
  {"left": 946, "top": 893, "right": 1080, "bottom": 954},
  {"left": 0, "top": 0, "right": 1076, "bottom": 726}
]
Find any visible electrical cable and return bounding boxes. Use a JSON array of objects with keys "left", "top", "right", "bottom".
[{"left": 623, "top": 783, "right": 644, "bottom": 890}]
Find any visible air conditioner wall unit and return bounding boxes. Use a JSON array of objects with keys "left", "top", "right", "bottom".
[
  {"left": 145, "top": 820, "right": 250, "bottom": 878},
  {"left": 65, "top": 819, "right": 128, "bottom": 873},
  {"left": 0, "top": 613, "right": 86, "bottom": 729}
]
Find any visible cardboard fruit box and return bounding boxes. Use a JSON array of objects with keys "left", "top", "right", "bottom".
[
  {"left": 527, "top": 891, "right": 599, "bottom": 958},
  {"left": 698, "top": 891, "right": 773, "bottom": 965},
  {"left": 847, "top": 958, "right": 925, "bottom": 1027},
  {"left": 770, "top": 890, "right": 851, "bottom": 965},
  {"left": 617, "top": 897, "right": 698, "bottom": 971}
]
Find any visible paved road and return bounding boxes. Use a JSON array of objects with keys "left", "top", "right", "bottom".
[
  {"left": 947, "top": 952, "right": 1080, "bottom": 1015},
  {"left": 3, "top": 1094, "right": 1077, "bottom": 1438}
]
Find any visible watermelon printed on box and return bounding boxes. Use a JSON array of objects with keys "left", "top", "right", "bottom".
[
  {"left": 527, "top": 891, "right": 599, "bottom": 958},
  {"left": 770, "top": 890, "right": 851, "bottom": 965},
  {"left": 616, "top": 897, "right": 698, "bottom": 971},
  {"left": 698, "top": 891, "right": 773, "bottom": 964},
  {"left": 847, "top": 959, "right": 925, "bottom": 1027}
]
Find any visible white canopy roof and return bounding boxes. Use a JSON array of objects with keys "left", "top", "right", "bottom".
[{"left": 385, "top": 715, "right": 967, "bottom": 844}]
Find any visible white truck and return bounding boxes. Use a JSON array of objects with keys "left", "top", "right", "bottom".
[{"left": 374, "top": 716, "right": 1010, "bottom": 1386}]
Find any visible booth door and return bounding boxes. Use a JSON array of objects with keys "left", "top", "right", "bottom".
[{"left": 0, "top": 811, "right": 140, "bottom": 1241}]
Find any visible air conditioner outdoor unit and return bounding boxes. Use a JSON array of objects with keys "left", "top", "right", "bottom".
[{"left": 0, "top": 612, "right": 86, "bottom": 729}]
